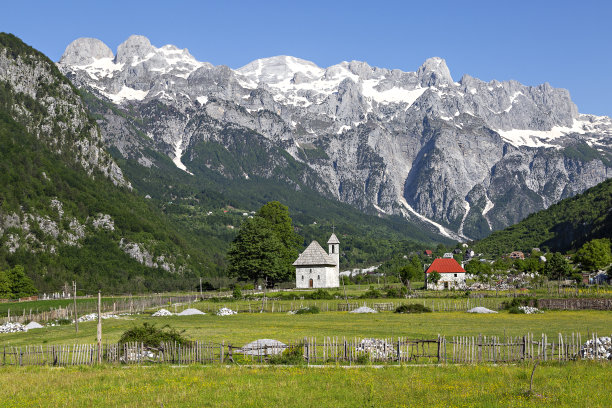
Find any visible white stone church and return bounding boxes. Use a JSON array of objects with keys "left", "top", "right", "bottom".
[{"left": 293, "top": 233, "right": 340, "bottom": 288}]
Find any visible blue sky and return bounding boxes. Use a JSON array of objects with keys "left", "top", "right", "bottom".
[{"left": 2, "top": 0, "right": 611, "bottom": 116}]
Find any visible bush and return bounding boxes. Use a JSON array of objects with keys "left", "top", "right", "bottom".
[
  {"left": 355, "top": 353, "right": 370, "bottom": 365},
  {"left": 269, "top": 345, "right": 304, "bottom": 365},
  {"left": 385, "top": 286, "right": 407, "bottom": 298},
  {"left": 119, "top": 323, "right": 191, "bottom": 348},
  {"left": 309, "top": 289, "right": 333, "bottom": 300},
  {"left": 294, "top": 306, "right": 320, "bottom": 314},
  {"left": 394, "top": 303, "right": 431, "bottom": 314},
  {"left": 508, "top": 306, "right": 525, "bottom": 314},
  {"left": 232, "top": 287, "right": 242, "bottom": 300},
  {"left": 361, "top": 286, "right": 384, "bottom": 299}
]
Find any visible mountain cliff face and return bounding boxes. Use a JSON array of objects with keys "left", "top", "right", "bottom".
[
  {"left": 58, "top": 35, "right": 612, "bottom": 240},
  {"left": 0, "top": 34, "right": 209, "bottom": 293}
]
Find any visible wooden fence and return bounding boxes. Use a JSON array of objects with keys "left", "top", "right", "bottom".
[
  {"left": 0, "top": 294, "right": 201, "bottom": 325},
  {"left": 2, "top": 332, "right": 607, "bottom": 367}
]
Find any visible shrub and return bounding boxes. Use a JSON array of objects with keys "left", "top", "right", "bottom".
[
  {"left": 119, "top": 323, "right": 191, "bottom": 348},
  {"left": 385, "top": 286, "right": 407, "bottom": 298},
  {"left": 394, "top": 303, "right": 431, "bottom": 314},
  {"left": 361, "top": 286, "right": 384, "bottom": 299},
  {"left": 355, "top": 353, "right": 370, "bottom": 365},
  {"left": 232, "top": 287, "right": 242, "bottom": 300},
  {"left": 508, "top": 306, "right": 525, "bottom": 314},
  {"left": 309, "top": 289, "right": 333, "bottom": 300},
  {"left": 269, "top": 345, "right": 304, "bottom": 365},
  {"left": 294, "top": 306, "right": 320, "bottom": 314}
]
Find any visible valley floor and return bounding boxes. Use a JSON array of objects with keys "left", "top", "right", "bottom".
[
  {"left": 1, "top": 363, "right": 610, "bottom": 407},
  {"left": 2, "top": 310, "right": 611, "bottom": 347}
]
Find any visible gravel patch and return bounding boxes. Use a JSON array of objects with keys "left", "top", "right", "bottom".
[
  {"left": 467, "top": 307, "right": 498, "bottom": 314},
  {"left": 177, "top": 308, "right": 206, "bottom": 316}
]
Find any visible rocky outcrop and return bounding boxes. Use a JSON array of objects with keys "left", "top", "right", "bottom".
[{"left": 58, "top": 35, "right": 612, "bottom": 240}]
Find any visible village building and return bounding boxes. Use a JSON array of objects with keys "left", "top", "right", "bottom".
[
  {"left": 294, "top": 233, "right": 340, "bottom": 288},
  {"left": 426, "top": 258, "right": 466, "bottom": 290},
  {"left": 442, "top": 252, "right": 454, "bottom": 259},
  {"left": 509, "top": 251, "right": 525, "bottom": 260},
  {"left": 424, "top": 250, "right": 433, "bottom": 257}
]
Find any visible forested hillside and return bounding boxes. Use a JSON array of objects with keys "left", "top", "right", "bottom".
[
  {"left": 0, "top": 33, "right": 212, "bottom": 293},
  {"left": 473, "top": 178, "right": 612, "bottom": 256}
]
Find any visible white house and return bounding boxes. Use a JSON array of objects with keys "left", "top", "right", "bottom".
[
  {"left": 294, "top": 233, "right": 340, "bottom": 288},
  {"left": 426, "top": 258, "right": 467, "bottom": 290}
]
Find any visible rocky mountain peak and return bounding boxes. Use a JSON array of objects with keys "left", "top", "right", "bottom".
[
  {"left": 237, "top": 55, "right": 323, "bottom": 85},
  {"left": 59, "top": 37, "right": 113, "bottom": 66},
  {"left": 115, "top": 35, "right": 155, "bottom": 64},
  {"left": 417, "top": 57, "right": 453, "bottom": 86}
]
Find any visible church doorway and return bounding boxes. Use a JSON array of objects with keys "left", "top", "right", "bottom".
[{"left": 309, "top": 279, "right": 313, "bottom": 288}]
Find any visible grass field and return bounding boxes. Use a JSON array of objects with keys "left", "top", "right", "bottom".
[
  {"left": 2, "top": 310, "right": 610, "bottom": 347},
  {"left": 0, "top": 362, "right": 610, "bottom": 407}
]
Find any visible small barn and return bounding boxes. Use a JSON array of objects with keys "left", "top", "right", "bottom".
[
  {"left": 426, "top": 258, "right": 466, "bottom": 290},
  {"left": 294, "top": 233, "right": 340, "bottom": 288}
]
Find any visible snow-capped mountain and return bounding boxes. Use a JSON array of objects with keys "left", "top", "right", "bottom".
[{"left": 58, "top": 35, "right": 612, "bottom": 240}]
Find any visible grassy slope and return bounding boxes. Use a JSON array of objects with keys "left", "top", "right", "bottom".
[
  {"left": 1, "top": 363, "right": 610, "bottom": 407},
  {"left": 473, "top": 178, "right": 612, "bottom": 256},
  {"left": 2, "top": 310, "right": 610, "bottom": 347}
]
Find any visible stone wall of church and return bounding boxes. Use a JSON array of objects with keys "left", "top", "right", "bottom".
[{"left": 296, "top": 266, "right": 339, "bottom": 288}]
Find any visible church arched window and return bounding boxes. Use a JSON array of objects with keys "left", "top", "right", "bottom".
[{"left": 317, "top": 275, "right": 320, "bottom": 280}]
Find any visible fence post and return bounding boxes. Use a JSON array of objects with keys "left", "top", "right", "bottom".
[{"left": 437, "top": 335, "right": 441, "bottom": 363}]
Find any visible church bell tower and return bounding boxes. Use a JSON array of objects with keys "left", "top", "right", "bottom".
[{"left": 327, "top": 232, "right": 340, "bottom": 275}]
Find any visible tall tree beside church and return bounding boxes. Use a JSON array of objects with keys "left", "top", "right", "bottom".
[{"left": 227, "top": 202, "right": 302, "bottom": 285}]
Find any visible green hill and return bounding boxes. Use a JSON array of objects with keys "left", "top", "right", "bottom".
[{"left": 473, "top": 177, "right": 612, "bottom": 256}]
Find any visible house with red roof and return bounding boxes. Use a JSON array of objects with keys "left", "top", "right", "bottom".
[
  {"left": 424, "top": 250, "right": 433, "bottom": 257},
  {"left": 426, "top": 258, "right": 466, "bottom": 290}
]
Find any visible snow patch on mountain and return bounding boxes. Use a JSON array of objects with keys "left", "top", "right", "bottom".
[{"left": 399, "top": 198, "right": 464, "bottom": 241}]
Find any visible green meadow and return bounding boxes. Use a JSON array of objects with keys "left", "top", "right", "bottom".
[
  {"left": 1, "top": 363, "right": 610, "bottom": 407},
  {"left": 2, "top": 309, "right": 610, "bottom": 347}
]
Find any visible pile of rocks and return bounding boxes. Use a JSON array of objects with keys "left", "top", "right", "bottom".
[
  {"left": 240, "top": 339, "right": 286, "bottom": 356},
  {"left": 355, "top": 338, "right": 396, "bottom": 360},
  {"left": 350, "top": 306, "right": 378, "bottom": 314},
  {"left": 216, "top": 307, "right": 237, "bottom": 316},
  {"left": 0, "top": 322, "right": 27, "bottom": 333},
  {"left": 467, "top": 307, "right": 498, "bottom": 314},
  {"left": 177, "top": 308, "right": 206, "bottom": 316},
  {"left": 76, "top": 313, "right": 120, "bottom": 323},
  {"left": 24, "top": 321, "right": 44, "bottom": 330},
  {"left": 580, "top": 337, "right": 612, "bottom": 360},
  {"left": 518, "top": 306, "right": 542, "bottom": 314},
  {"left": 152, "top": 308, "right": 173, "bottom": 317}
]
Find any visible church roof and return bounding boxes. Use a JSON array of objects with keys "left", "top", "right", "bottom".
[
  {"left": 293, "top": 240, "right": 337, "bottom": 267},
  {"left": 327, "top": 233, "right": 340, "bottom": 244}
]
